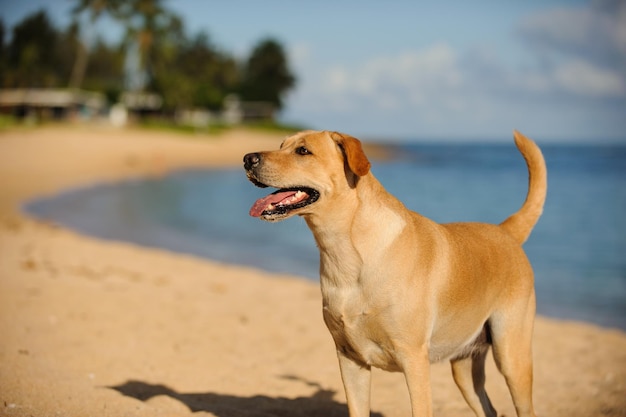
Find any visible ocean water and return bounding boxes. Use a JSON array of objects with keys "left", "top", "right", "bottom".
[{"left": 25, "top": 143, "right": 626, "bottom": 331}]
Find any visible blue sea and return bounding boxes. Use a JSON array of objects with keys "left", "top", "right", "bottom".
[{"left": 24, "top": 143, "right": 626, "bottom": 331}]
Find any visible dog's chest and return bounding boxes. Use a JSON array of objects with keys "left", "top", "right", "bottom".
[{"left": 321, "top": 287, "right": 402, "bottom": 372}]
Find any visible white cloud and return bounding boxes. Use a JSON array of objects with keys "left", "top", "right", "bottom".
[
  {"left": 553, "top": 59, "right": 625, "bottom": 96},
  {"left": 516, "top": 0, "right": 626, "bottom": 98},
  {"left": 330, "top": 45, "right": 458, "bottom": 92},
  {"left": 318, "top": 43, "right": 465, "bottom": 113},
  {"left": 504, "top": 59, "right": 625, "bottom": 98},
  {"left": 283, "top": 2, "right": 626, "bottom": 140}
]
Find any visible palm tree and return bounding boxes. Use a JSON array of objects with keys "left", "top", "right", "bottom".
[
  {"left": 69, "top": 0, "right": 124, "bottom": 88},
  {"left": 71, "top": 0, "right": 181, "bottom": 91},
  {"left": 112, "top": 0, "right": 183, "bottom": 91}
]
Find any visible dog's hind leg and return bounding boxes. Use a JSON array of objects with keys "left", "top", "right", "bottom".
[
  {"left": 490, "top": 299, "right": 537, "bottom": 417},
  {"left": 451, "top": 347, "right": 497, "bottom": 417}
]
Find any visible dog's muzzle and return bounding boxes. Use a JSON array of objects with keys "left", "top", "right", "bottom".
[{"left": 243, "top": 152, "right": 320, "bottom": 221}]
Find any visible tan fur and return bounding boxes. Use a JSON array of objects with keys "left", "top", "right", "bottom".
[{"left": 244, "top": 130, "right": 547, "bottom": 417}]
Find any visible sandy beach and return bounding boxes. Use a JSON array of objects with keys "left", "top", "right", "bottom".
[{"left": 1, "top": 125, "right": 625, "bottom": 417}]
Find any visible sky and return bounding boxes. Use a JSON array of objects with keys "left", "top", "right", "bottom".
[{"left": 1, "top": 0, "right": 625, "bottom": 143}]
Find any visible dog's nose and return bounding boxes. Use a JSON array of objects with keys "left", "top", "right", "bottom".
[{"left": 244, "top": 152, "right": 261, "bottom": 170}]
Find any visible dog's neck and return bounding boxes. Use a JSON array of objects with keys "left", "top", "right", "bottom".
[{"left": 304, "top": 174, "right": 410, "bottom": 286}]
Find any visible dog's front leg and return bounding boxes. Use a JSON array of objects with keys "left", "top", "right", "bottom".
[
  {"left": 399, "top": 346, "right": 433, "bottom": 417},
  {"left": 337, "top": 350, "right": 372, "bottom": 417}
]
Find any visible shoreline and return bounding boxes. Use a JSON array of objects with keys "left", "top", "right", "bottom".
[
  {"left": 1, "top": 125, "right": 625, "bottom": 417},
  {"left": 22, "top": 155, "right": 625, "bottom": 333}
]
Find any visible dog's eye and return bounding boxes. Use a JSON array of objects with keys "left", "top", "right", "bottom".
[{"left": 296, "top": 146, "right": 311, "bottom": 155}]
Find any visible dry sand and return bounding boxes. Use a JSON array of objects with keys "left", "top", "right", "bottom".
[{"left": 1, "top": 125, "right": 624, "bottom": 417}]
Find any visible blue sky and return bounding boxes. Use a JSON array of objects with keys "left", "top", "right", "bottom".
[{"left": 1, "top": 0, "right": 625, "bottom": 142}]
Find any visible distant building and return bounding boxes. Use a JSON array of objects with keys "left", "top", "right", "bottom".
[
  {"left": 106, "top": 91, "right": 164, "bottom": 126},
  {"left": 0, "top": 89, "right": 276, "bottom": 127},
  {"left": 0, "top": 89, "right": 105, "bottom": 120},
  {"left": 120, "top": 91, "right": 163, "bottom": 118},
  {"left": 175, "top": 108, "right": 215, "bottom": 128}
]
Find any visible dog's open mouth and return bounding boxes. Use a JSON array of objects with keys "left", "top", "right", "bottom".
[{"left": 249, "top": 186, "right": 320, "bottom": 219}]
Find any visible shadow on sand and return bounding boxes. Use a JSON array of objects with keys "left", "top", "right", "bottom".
[{"left": 107, "top": 375, "right": 385, "bottom": 417}]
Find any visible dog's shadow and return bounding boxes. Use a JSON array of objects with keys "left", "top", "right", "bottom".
[{"left": 107, "top": 375, "right": 384, "bottom": 417}]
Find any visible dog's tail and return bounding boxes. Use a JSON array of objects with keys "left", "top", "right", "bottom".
[{"left": 499, "top": 130, "right": 547, "bottom": 244}]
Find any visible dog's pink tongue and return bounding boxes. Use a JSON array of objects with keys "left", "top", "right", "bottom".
[{"left": 249, "top": 190, "right": 297, "bottom": 217}]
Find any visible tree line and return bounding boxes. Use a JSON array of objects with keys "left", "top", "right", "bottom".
[{"left": 0, "top": 0, "right": 296, "bottom": 114}]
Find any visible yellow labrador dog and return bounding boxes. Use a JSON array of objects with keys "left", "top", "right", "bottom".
[{"left": 244, "top": 130, "right": 546, "bottom": 417}]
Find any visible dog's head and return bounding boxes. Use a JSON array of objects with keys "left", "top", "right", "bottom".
[{"left": 243, "top": 130, "right": 371, "bottom": 222}]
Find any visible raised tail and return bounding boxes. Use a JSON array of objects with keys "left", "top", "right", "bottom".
[{"left": 500, "top": 130, "right": 547, "bottom": 244}]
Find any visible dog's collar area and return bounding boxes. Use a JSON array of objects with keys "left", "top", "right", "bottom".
[{"left": 249, "top": 187, "right": 320, "bottom": 219}]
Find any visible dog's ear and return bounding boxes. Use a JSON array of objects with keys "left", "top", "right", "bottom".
[{"left": 330, "top": 132, "right": 371, "bottom": 176}]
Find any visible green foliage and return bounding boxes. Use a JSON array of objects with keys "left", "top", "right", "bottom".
[
  {"left": 150, "top": 31, "right": 239, "bottom": 111},
  {"left": 0, "top": 114, "right": 19, "bottom": 130},
  {"left": 136, "top": 118, "right": 305, "bottom": 137},
  {"left": 0, "top": 10, "right": 123, "bottom": 94},
  {"left": 137, "top": 117, "right": 230, "bottom": 136},
  {"left": 4, "top": 11, "right": 59, "bottom": 87},
  {"left": 82, "top": 39, "right": 125, "bottom": 102},
  {"left": 1, "top": 4, "right": 297, "bottom": 117},
  {"left": 0, "top": 21, "right": 7, "bottom": 81},
  {"left": 244, "top": 120, "right": 308, "bottom": 134},
  {"left": 239, "top": 38, "right": 296, "bottom": 110}
]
